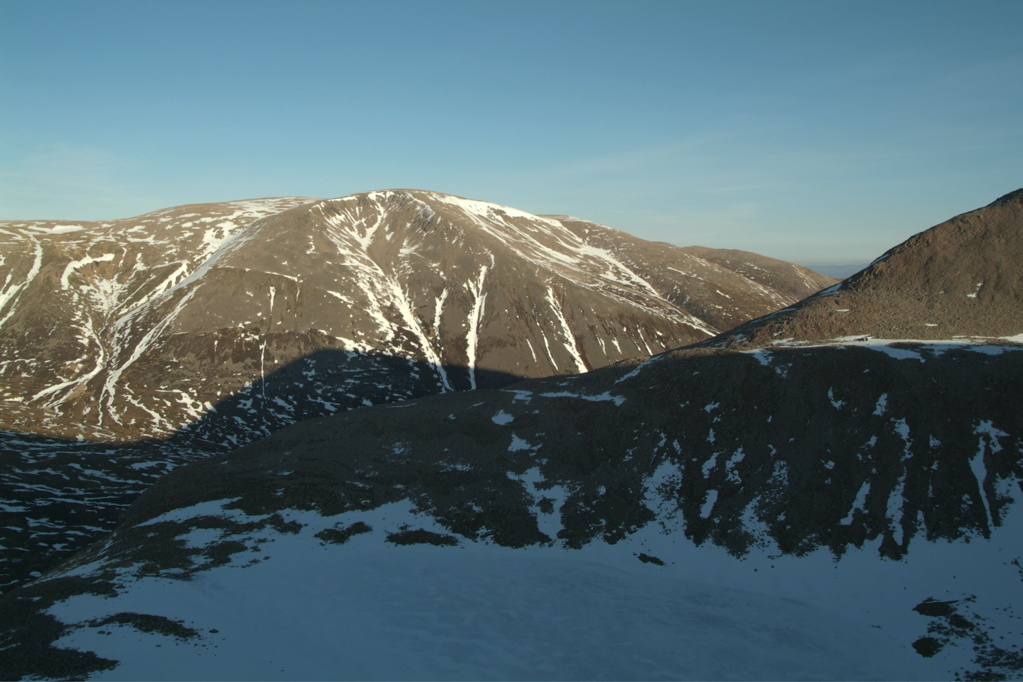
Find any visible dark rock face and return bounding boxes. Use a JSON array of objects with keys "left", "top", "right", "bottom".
[
  {"left": 0, "top": 190, "right": 832, "bottom": 444},
  {"left": 116, "top": 343, "right": 1023, "bottom": 562},
  {"left": 2, "top": 341, "right": 1019, "bottom": 681}
]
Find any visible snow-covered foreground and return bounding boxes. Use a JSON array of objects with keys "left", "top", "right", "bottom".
[{"left": 47, "top": 497, "right": 1022, "bottom": 680}]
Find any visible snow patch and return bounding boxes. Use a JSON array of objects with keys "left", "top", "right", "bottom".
[
  {"left": 60, "top": 253, "right": 115, "bottom": 289},
  {"left": 491, "top": 410, "right": 514, "bottom": 425},
  {"left": 873, "top": 394, "right": 888, "bottom": 416},
  {"left": 701, "top": 489, "right": 718, "bottom": 518}
]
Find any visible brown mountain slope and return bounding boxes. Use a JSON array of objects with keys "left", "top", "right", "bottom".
[
  {"left": 680, "top": 246, "right": 837, "bottom": 300},
  {"left": 0, "top": 190, "right": 835, "bottom": 594},
  {"left": 0, "top": 190, "right": 833, "bottom": 443},
  {"left": 547, "top": 216, "right": 836, "bottom": 333},
  {"left": 701, "top": 189, "right": 1023, "bottom": 349}
]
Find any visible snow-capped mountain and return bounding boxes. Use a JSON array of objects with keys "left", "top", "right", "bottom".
[
  {"left": 0, "top": 190, "right": 833, "bottom": 445},
  {"left": 0, "top": 191, "right": 832, "bottom": 594},
  {"left": 1, "top": 191, "right": 1019, "bottom": 680}
]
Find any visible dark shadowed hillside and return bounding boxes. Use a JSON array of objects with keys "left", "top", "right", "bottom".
[{"left": 0, "top": 190, "right": 836, "bottom": 596}]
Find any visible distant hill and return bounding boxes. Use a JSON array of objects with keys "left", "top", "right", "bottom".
[{"left": 799, "top": 262, "right": 869, "bottom": 279}]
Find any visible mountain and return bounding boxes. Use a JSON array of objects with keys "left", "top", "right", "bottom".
[
  {"left": 547, "top": 216, "right": 835, "bottom": 333},
  {"left": 1, "top": 192, "right": 1019, "bottom": 680},
  {"left": 8, "top": 342, "right": 1017, "bottom": 680},
  {"left": 0, "top": 191, "right": 833, "bottom": 595},
  {"left": 0, "top": 189, "right": 834, "bottom": 445},
  {"left": 702, "top": 188, "right": 1023, "bottom": 350}
]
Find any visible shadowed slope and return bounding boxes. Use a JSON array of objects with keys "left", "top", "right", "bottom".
[
  {"left": 0, "top": 349, "right": 525, "bottom": 594},
  {"left": 2, "top": 338, "right": 1019, "bottom": 681}
]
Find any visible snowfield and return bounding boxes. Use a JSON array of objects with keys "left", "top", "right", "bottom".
[{"left": 44, "top": 494, "right": 1023, "bottom": 680}]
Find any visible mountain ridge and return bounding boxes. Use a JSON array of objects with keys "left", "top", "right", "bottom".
[
  {"left": 0, "top": 189, "right": 834, "bottom": 596},
  {"left": 0, "top": 190, "right": 1020, "bottom": 680},
  {"left": 0, "top": 189, "right": 834, "bottom": 443}
]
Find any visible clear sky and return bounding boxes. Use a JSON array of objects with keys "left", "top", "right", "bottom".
[{"left": 2, "top": 0, "right": 1021, "bottom": 266}]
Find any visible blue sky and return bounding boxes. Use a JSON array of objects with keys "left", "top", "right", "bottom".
[{"left": 2, "top": 0, "right": 1021, "bottom": 266}]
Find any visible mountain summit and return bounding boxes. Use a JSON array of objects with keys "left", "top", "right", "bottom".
[{"left": 0, "top": 189, "right": 832, "bottom": 444}]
